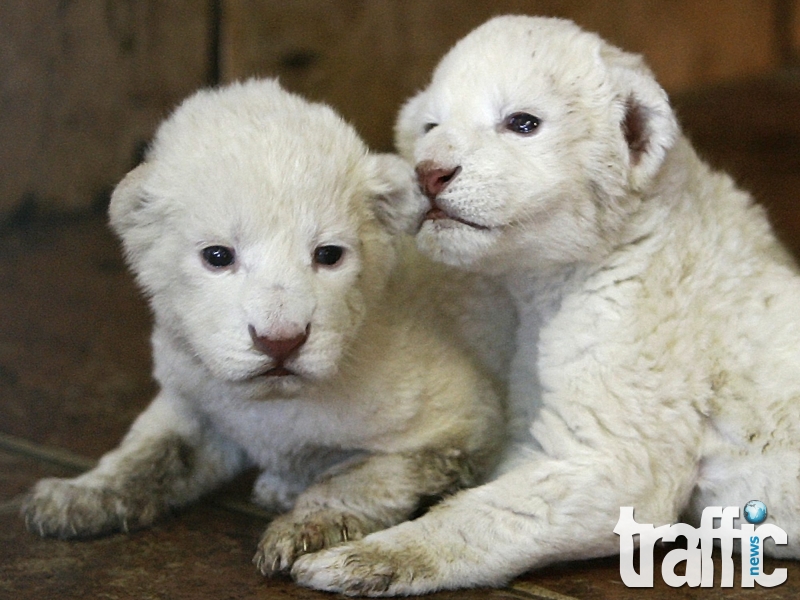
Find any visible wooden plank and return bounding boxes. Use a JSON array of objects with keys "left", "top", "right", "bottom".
[
  {"left": 0, "top": 1, "right": 212, "bottom": 220},
  {"left": 220, "top": 0, "right": 779, "bottom": 152},
  {"left": 792, "top": 0, "right": 800, "bottom": 62},
  {"left": 1, "top": 0, "right": 781, "bottom": 218},
  {"left": 559, "top": 0, "right": 778, "bottom": 92}
]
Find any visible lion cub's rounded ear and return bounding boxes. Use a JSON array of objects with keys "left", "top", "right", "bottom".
[
  {"left": 606, "top": 51, "right": 679, "bottom": 191},
  {"left": 366, "top": 153, "right": 427, "bottom": 235},
  {"left": 108, "top": 162, "right": 154, "bottom": 235}
]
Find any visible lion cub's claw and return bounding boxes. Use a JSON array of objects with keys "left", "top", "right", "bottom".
[
  {"left": 254, "top": 510, "right": 368, "bottom": 576},
  {"left": 23, "top": 478, "right": 117, "bottom": 539}
]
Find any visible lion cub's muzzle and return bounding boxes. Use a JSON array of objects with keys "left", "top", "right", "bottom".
[
  {"left": 416, "top": 161, "right": 488, "bottom": 231},
  {"left": 248, "top": 324, "right": 310, "bottom": 377}
]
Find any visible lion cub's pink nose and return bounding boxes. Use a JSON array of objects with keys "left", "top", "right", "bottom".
[
  {"left": 249, "top": 325, "right": 309, "bottom": 363},
  {"left": 416, "top": 161, "right": 461, "bottom": 199}
]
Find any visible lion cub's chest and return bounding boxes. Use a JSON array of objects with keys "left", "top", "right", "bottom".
[{"left": 199, "top": 383, "right": 382, "bottom": 468}]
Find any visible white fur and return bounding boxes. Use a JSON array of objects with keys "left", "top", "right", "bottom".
[
  {"left": 292, "top": 16, "right": 800, "bottom": 595},
  {"left": 22, "top": 79, "right": 511, "bottom": 575}
]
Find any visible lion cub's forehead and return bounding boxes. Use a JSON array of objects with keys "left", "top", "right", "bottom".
[
  {"left": 150, "top": 80, "right": 368, "bottom": 187},
  {"left": 146, "top": 80, "right": 371, "bottom": 232},
  {"left": 426, "top": 16, "right": 608, "bottom": 116}
]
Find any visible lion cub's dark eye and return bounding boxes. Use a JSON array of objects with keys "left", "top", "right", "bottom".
[
  {"left": 505, "top": 112, "right": 542, "bottom": 135},
  {"left": 313, "top": 245, "right": 344, "bottom": 267},
  {"left": 202, "top": 245, "right": 235, "bottom": 268},
  {"left": 423, "top": 123, "right": 438, "bottom": 134}
]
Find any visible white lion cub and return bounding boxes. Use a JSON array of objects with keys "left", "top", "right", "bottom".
[
  {"left": 292, "top": 16, "right": 800, "bottom": 595},
  {"left": 22, "top": 79, "right": 507, "bottom": 575}
]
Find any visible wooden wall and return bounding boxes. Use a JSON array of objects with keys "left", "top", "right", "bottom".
[
  {"left": 1, "top": 0, "right": 798, "bottom": 221},
  {"left": 793, "top": 0, "right": 800, "bottom": 59},
  {"left": 0, "top": 1, "right": 212, "bottom": 220}
]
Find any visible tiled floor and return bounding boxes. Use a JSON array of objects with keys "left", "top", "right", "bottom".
[{"left": 2, "top": 73, "right": 800, "bottom": 599}]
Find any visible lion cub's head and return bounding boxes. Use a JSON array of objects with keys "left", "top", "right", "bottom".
[
  {"left": 110, "top": 79, "right": 413, "bottom": 393},
  {"left": 395, "top": 16, "right": 679, "bottom": 273}
]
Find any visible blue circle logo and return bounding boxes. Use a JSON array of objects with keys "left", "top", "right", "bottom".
[{"left": 744, "top": 500, "right": 768, "bottom": 524}]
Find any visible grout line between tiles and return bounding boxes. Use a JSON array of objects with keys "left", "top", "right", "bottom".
[{"left": 0, "top": 431, "right": 95, "bottom": 471}]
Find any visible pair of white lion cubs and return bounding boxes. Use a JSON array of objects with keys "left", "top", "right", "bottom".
[{"left": 24, "top": 15, "right": 800, "bottom": 596}]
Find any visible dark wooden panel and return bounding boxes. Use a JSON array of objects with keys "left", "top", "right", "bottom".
[
  {"left": 220, "top": 0, "right": 779, "bottom": 151},
  {"left": 0, "top": 1, "right": 212, "bottom": 220},
  {"left": 0, "top": 1, "right": 784, "bottom": 216},
  {"left": 793, "top": 0, "right": 800, "bottom": 61}
]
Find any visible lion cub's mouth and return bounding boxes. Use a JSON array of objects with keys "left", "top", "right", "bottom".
[
  {"left": 424, "top": 205, "right": 489, "bottom": 231},
  {"left": 255, "top": 366, "right": 296, "bottom": 379}
]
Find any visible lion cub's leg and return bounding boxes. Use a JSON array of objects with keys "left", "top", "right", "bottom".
[
  {"left": 254, "top": 448, "right": 476, "bottom": 575},
  {"left": 292, "top": 449, "right": 689, "bottom": 596},
  {"left": 23, "top": 391, "right": 246, "bottom": 538}
]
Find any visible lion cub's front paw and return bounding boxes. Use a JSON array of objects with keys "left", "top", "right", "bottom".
[
  {"left": 23, "top": 477, "right": 150, "bottom": 539},
  {"left": 291, "top": 523, "right": 443, "bottom": 597},
  {"left": 291, "top": 541, "right": 412, "bottom": 597},
  {"left": 253, "top": 509, "right": 370, "bottom": 576}
]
